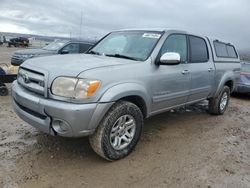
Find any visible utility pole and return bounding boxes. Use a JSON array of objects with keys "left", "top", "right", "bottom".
[{"left": 79, "top": 10, "right": 83, "bottom": 40}]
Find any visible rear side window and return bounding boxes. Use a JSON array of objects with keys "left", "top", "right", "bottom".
[
  {"left": 214, "top": 42, "right": 227, "bottom": 57},
  {"left": 226, "top": 45, "right": 237, "bottom": 58},
  {"left": 80, "top": 43, "right": 92, "bottom": 53},
  {"left": 214, "top": 41, "right": 238, "bottom": 58},
  {"left": 189, "top": 36, "right": 209, "bottom": 63}
]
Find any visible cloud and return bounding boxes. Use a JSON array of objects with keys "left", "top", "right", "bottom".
[
  {"left": 0, "top": 0, "right": 249, "bottom": 49},
  {"left": 0, "top": 22, "right": 32, "bottom": 34}
]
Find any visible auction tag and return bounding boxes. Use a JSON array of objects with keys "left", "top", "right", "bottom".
[{"left": 142, "top": 33, "right": 161, "bottom": 39}]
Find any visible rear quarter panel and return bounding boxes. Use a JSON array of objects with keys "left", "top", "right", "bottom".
[{"left": 213, "top": 62, "right": 241, "bottom": 96}]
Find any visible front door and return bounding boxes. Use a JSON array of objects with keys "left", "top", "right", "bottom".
[{"left": 151, "top": 34, "right": 191, "bottom": 114}]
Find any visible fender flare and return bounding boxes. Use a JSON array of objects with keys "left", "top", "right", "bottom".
[
  {"left": 99, "top": 83, "right": 151, "bottom": 116},
  {"left": 214, "top": 71, "right": 235, "bottom": 97}
]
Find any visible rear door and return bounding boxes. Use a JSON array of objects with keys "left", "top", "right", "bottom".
[{"left": 187, "top": 35, "right": 215, "bottom": 102}]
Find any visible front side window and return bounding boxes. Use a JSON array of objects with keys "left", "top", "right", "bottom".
[
  {"left": 160, "top": 34, "right": 187, "bottom": 62},
  {"left": 89, "top": 31, "right": 162, "bottom": 61},
  {"left": 61, "top": 43, "right": 79, "bottom": 54},
  {"left": 189, "top": 36, "right": 209, "bottom": 63},
  {"left": 43, "top": 41, "right": 68, "bottom": 51}
]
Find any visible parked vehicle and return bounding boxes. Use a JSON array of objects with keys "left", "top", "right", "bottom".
[
  {"left": 12, "top": 29, "right": 240, "bottom": 161},
  {"left": 0, "top": 64, "right": 18, "bottom": 96},
  {"left": 3, "top": 36, "right": 7, "bottom": 43},
  {"left": 11, "top": 40, "right": 94, "bottom": 66},
  {"left": 0, "top": 65, "right": 8, "bottom": 96},
  {"left": 0, "top": 36, "right": 3, "bottom": 45},
  {"left": 8, "top": 37, "right": 29, "bottom": 48},
  {"left": 234, "top": 61, "right": 250, "bottom": 94}
]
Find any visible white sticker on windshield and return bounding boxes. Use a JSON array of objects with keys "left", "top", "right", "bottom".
[{"left": 142, "top": 33, "right": 161, "bottom": 39}]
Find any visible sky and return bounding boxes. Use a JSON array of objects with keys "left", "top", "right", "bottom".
[{"left": 0, "top": 0, "right": 249, "bottom": 50}]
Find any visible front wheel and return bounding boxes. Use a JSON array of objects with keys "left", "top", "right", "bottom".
[
  {"left": 89, "top": 101, "right": 144, "bottom": 161},
  {"left": 208, "top": 86, "right": 230, "bottom": 115}
]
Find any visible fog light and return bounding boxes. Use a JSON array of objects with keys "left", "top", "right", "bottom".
[{"left": 52, "top": 119, "right": 70, "bottom": 134}]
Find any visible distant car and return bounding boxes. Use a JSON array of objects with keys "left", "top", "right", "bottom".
[
  {"left": 11, "top": 40, "right": 94, "bottom": 66},
  {"left": 234, "top": 62, "right": 250, "bottom": 94},
  {"left": 0, "top": 36, "right": 3, "bottom": 45},
  {"left": 8, "top": 37, "right": 29, "bottom": 48}
]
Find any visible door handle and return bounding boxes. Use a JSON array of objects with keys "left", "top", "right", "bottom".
[
  {"left": 182, "top": 70, "right": 190, "bottom": 75},
  {"left": 208, "top": 68, "right": 214, "bottom": 72}
]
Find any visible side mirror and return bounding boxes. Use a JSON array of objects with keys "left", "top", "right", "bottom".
[
  {"left": 61, "top": 50, "right": 69, "bottom": 54},
  {"left": 159, "top": 52, "right": 181, "bottom": 65}
]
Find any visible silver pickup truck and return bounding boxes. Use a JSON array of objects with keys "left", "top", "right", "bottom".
[{"left": 12, "top": 29, "right": 240, "bottom": 161}]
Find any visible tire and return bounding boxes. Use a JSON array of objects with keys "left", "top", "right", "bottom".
[
  {"left": 208, "top": 86, "right": 230, "bottom": 115},
  {"left": 89, "top": 101, "right": 144, "bottom": 161},
  {"left": 0, "top": 84, "right": 8, "bottom": 96}
]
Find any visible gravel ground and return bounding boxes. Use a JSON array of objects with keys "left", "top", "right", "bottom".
[{"left": 0, "top": 46, "right": 249, "bottom": 188}]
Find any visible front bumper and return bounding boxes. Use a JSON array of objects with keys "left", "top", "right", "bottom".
[
  {"left": 12, "top": 81, "right": 114, "bottom": 137},
  {"left": 234, "top": 84, "right": 250, "bottom": 94}
]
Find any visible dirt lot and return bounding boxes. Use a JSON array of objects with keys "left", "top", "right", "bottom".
[{"left": 0, "top": 46, "right": 250, "bottom": 188}]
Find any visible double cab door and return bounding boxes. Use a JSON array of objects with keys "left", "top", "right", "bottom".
[{"left": 151, "top": 33, "right": 214, "bottom": 114}]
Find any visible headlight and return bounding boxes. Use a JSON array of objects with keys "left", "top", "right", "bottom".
[
  {"left": 51, "top": 77, "right": 101, "bottom": 99},
  {"left": 22, "top": 54, "right": 35, "bottom": 58}
]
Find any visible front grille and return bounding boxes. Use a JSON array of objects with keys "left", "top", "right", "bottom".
[{"left": 18, "top": 67, "right": 45, "bottom": 96}]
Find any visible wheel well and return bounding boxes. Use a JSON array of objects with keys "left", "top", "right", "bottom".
[
  {"left": 225, "top": 80, "right": 233, "bottom": 92},
  {"left": 119, "top": 96, "right": 147, "bottom": 118}
]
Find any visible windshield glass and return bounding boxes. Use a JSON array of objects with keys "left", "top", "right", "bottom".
[
  {"left": 43, "top": 40, "right": 68, "bottom": 51},
  {"left": 241, "top": 63, "right": 250, "bottom": 73},
  {"left": 90, "top": 31, "right": 162, "bottom": 61}
]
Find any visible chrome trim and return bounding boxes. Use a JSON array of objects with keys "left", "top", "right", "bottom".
[{"left": 18, "top": 67, "right": 46, "bottom": 96}]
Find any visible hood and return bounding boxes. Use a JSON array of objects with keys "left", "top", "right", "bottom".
[
  {"left": 14, "top": 48, "right": 55, "bottom": 55},
  {"left": 21, "top": 54, "right": 136, "bottom": 80}
]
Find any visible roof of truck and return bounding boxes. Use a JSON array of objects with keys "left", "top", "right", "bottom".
[
  {"left": 115, "top": 28, "right": 236, "bottom": 46},
  {"left": 116, "top": 28, "right": 186, "bottom": 33}
]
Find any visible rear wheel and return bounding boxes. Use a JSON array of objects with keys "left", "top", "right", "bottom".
[
  {"left": 208, "top": 86, "right": 230, "bottom": 115},
  {"left": 89, "top": 101, "right": 144, "bottom": 161}
]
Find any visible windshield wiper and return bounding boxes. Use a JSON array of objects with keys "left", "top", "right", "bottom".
[
  {"left": 88, "top": 50, "right": 101, "bottom": 55},
  {"left": 105, "top": 54, "right": 139, "bottom": 61}
]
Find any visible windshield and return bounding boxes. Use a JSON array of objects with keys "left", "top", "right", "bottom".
[
  {"left": 43, "top": 41, "right": 68, "bottom": 51},
  {"left": 89, "top": 31, "right": 162, "bottom": 61},
  {"left": 241, "top": 63, "right": 250, "bottom": 73}
]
